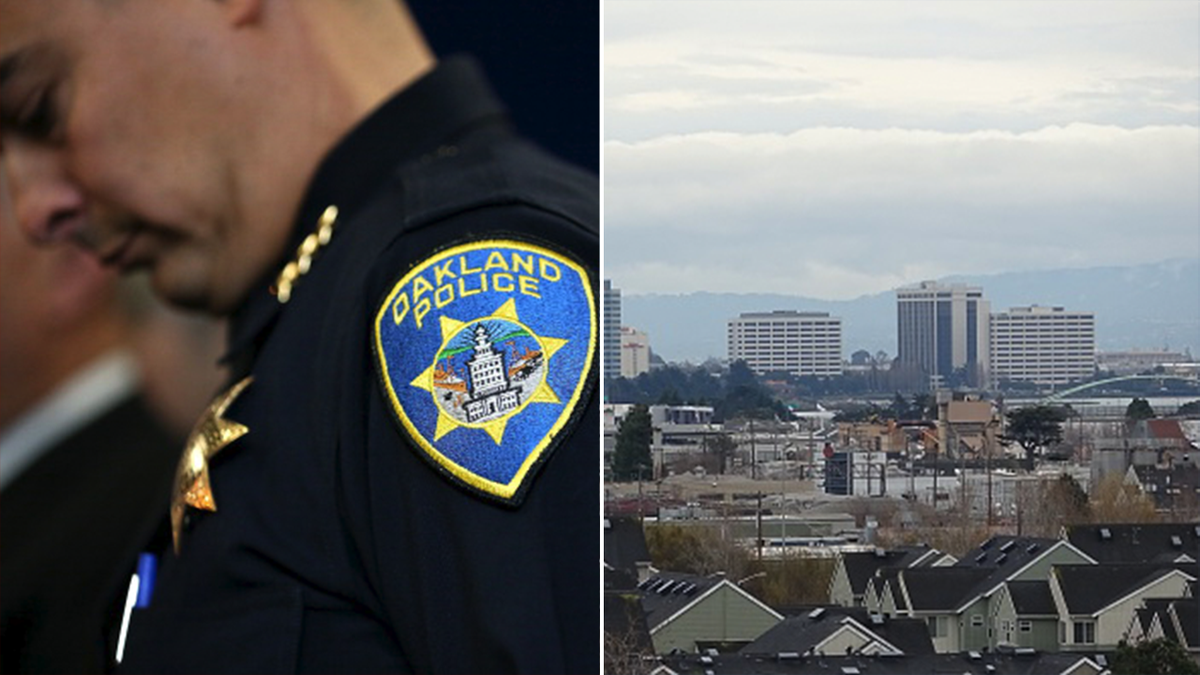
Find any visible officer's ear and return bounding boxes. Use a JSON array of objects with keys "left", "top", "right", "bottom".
[{"left": 218, "top": 0, "right": 265, "bottom": 28}]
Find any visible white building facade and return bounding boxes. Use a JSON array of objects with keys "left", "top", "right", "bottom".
[
  {"left": 727, "top": 311, "right": 843, "bottom": 377},
  {"left": 990, "top": 306, "right": 1096, "bottom": 385}
]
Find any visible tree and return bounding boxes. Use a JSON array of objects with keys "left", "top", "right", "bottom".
[
  {"left": 611, "top": 404, "right": 653, "bottom": 481},
  {"left": 1110, "top": 638, "right": 1200, "bottom": 675},
  {"left": 1090, "top": 472, "right": 1159, "bottom": 524},
  {"left": 741, "top": 557, "right": 837, "bottom": 608},
  {"left": 1176, "top": 399, "right": 1200, "bottom": 417},
  {"left": 1126, "top": 397, "right": 1156, "bottom": 421},
  {"left": 1002, "top": 405, "right": 1066, "bottom": 471},
  {"left": 1018, "top": 474, "right": 1091, "bottom": 537},
  {"left": 645, "top": 523, "right": 748, "bottom": 578},
  {"left": 705, "top": 434, "right": 737, "bottom": 475}
]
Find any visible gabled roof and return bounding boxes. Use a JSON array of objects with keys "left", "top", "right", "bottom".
[
  {"left": 956, "top": 535, "right": 1063, "bottom": 573},
  {"left": 1140, "top": 597, "right": 1200, "bottom": 650},
  {"left": 638, "top": 571, "right": 782, "bottom": 633},
  {"left": 605, "top": 515, "right": 652, "bottom": 576},
  {"left": 1065, "top": 522, "right": 1200, "bottom": 564},
  {"left": 1006, "top": 580, "right": 1057, "bottom": 617},
  {"left": 899, "top": 566, "right": 993, "bottom": 612},
  {"left": 1053, "top": 563, "right": 1195, "bottom": 616},
  {"left": 1147, "top": 419, "right": 1189, "bottom": 442},
  {"left": 638, "top": 572, "right": 724, "bottom": 630},
  {"left": 865, "top": 567, "right": 908, "bottom": 613},
  {"left": 839, "top": 546, "right": 939, "bottom": 596},
  {"left": 949, "top": 536, "right": 1083, "bottom": 612},
  {"left": 741, "top": 607, "right": 934, "bottom": 657}
]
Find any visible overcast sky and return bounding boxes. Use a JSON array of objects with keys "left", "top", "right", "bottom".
[{"left": 604, "top": 1, "right": 1200, "bottom": 300}]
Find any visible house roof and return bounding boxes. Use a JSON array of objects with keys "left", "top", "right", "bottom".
[
  {"left": 742, "top": 607, "right": 934, "bottom": 657},
  {"left": 605, "top": 515, "right": 652, "bottom": 576},
  {"left": 638, "top": 571, "right": 724, "bottom": 630},
  {"left": 956, "top": 536, "right": 1062, "bottom": 573},
  {"left": 1007, "top": 580, "right": 1057, "bottom": 616},
  {"left": 1140, "top": 597, "right": 1200, "bottom": 649},
  {"left": 900, "top": 566, "right": 994, "bottom": 612},
  {"left": 865, "top": 567, "right": 909, "bottom": 612},
  {"left": 1064, "top": 523, "right": 1200, "bottom": 564},
  {"left": 1147, "top": 419, "right": 1189, "bottom": 442},
  {"left": 1053, "top": 563, "right": 1194, "bottom": 615},
  {"left": 840, "top": 546, "right": 937, "bottom": 596}
]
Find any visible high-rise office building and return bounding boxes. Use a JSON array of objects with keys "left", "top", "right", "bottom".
[
  {"left": 990, "top": 306, "right": 1095, "bottom": 385},
  {"left": 896, "top": 281, "right": 990, "bottom": 388},
  {"left": 603, "top": 279, "right": 621, "bottom": 381},
  {"left": 727, "top": 311, "right": 843, "bottom": 377}
]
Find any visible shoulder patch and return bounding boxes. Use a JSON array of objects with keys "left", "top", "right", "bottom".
[{"left": 373, "top": 238, "right": 596, "bottom": 505}]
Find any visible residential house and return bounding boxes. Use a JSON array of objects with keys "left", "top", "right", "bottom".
[
  {"left": 890, "top": 536, "right": 1093, "bottom": 653},
  {"left": 864, "top": 567, "right": 908, "bottom": 618},
  {"left": 638, "top": 572, "right": 783, "bottom": 654},
  {"left": 1127, "top": 596, "right": 1197, "bottom": 653},
  {"left": 1126, "top": 464, "right": 1200, "bottom": 514},
  {"left": 989, "top": 580, "right": 1060, "bottom": 652},
  {"left": 1049, "top": 563, "right": 1196, "bottom": 651},
  {"left": 827, "top": 546, "right": 946, "bottom": 607}
]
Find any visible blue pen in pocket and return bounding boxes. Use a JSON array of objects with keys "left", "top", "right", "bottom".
[{"left": 135, "top": 553, "right": 157, "bottom": 608}]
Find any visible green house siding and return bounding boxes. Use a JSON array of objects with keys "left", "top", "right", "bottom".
[
  {"left": 958, "top": 597, "right": 990, "bottom": 652},
  {"left": 650, "top": 585, "right": 781, "bottom": 654},
  {"left": 1024, "top": 618, "right": 1059, "bottom": 652},
  {"left": 1009, "top": 545, "right": 1091, "bottom": 582}
]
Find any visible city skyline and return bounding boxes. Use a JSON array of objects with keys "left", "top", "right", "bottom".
[{"left": 604, "top": 1, "right": 1200, "bottom": 301}]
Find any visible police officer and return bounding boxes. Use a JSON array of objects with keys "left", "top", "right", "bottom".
[{"left": 1, "top": 1, "right": 599, "bottom": 673}]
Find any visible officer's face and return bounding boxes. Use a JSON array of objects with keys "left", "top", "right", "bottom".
[{"left": 0, "top": 1, "right": 271, "bottom": 313}]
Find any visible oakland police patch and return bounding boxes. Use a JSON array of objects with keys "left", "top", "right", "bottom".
[{"left": 373, "top": 238, "right": 596, "bottom": 505}]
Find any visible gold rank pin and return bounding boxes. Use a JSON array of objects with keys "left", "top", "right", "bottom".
[{"left": 273, "top": 205, "right": 339, "bottom": 304}]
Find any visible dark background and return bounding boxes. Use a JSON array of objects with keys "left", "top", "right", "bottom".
[{"left": 411, "top": 3, "right": 600, "bottom": 174}]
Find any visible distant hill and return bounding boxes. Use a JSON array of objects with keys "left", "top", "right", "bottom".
[{"left": 620, "top": 258, "right": 1200, "bottom": 364}]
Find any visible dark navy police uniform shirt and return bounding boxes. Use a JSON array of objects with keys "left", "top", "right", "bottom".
[{"left": 122, "top": 58, "right": 600, "bottom": 674}]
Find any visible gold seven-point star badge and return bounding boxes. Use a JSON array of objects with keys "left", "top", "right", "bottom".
[{"left": 171, "top": 376, "right": 253, "bottom": 554}]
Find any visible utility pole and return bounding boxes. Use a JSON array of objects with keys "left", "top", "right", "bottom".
[
  {"left": 756, "top": 492, "right": 763, "bottom": 561},
  {"left": 749, "top": 418, "right": 757, "bottom": 480}
]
